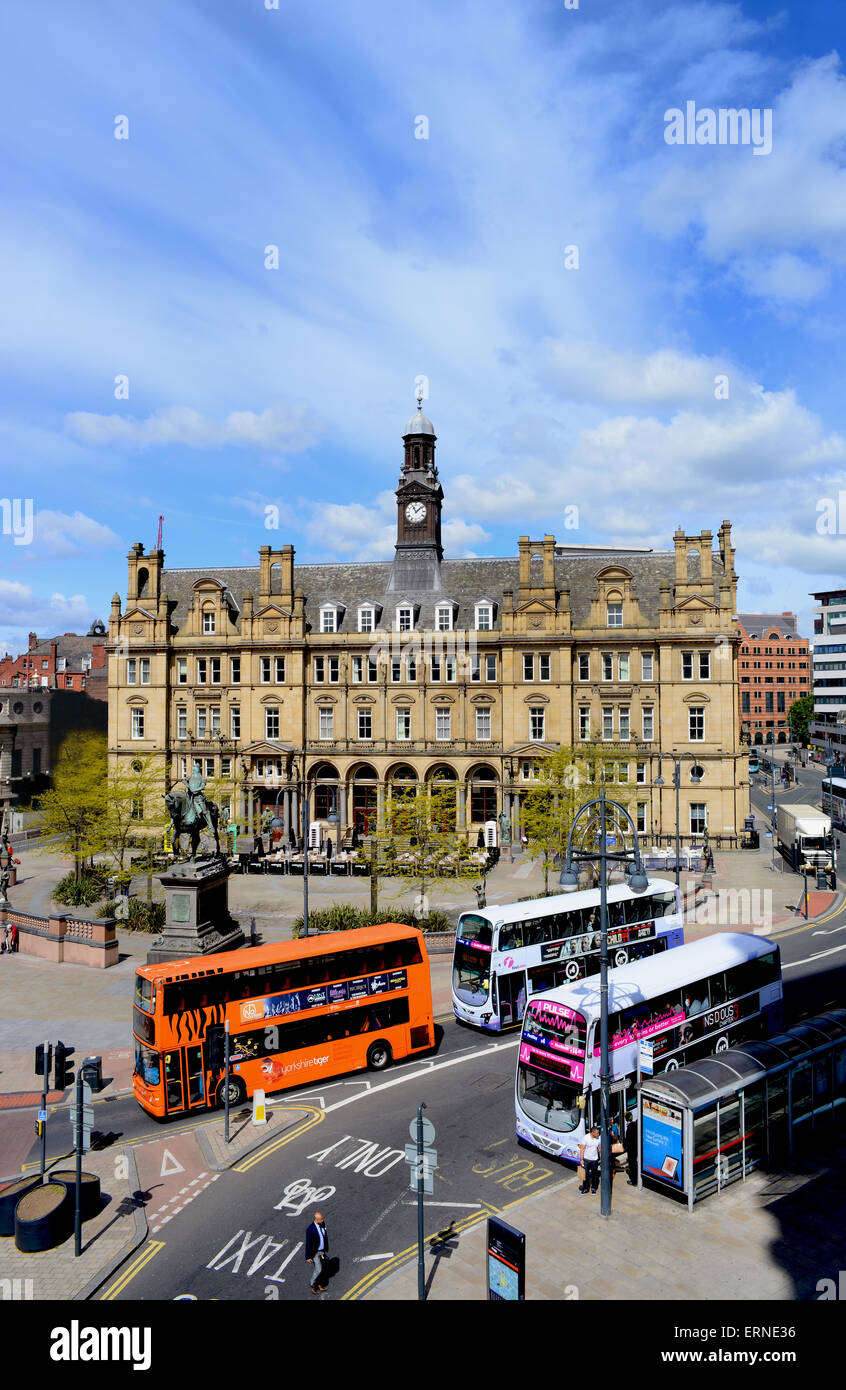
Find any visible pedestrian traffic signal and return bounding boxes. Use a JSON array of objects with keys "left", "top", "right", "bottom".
[
  {"left": 54, "top": 1040, "right": 75, "bottom": 1090},
  {"left": 35, "top": 1043, "right": 52, "bottom": 1079},
  {"left": 206, "top": 1024, "right": 225, "bottom": 1072}
]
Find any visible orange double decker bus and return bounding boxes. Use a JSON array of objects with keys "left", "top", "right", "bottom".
[{"left": 133, "top": 924, "right": 434, "bottom": 1118}]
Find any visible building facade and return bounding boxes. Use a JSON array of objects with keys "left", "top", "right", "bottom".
[
  {"left": 736, "top": 614, "right": 811, "bottom": 746},
  {"left": 810, "top": 589, "right": 846, "bottom": 758},
  {"left": 108, "top": 403, "right": 748, "bottom": 848},
  {"left": 0, "top": 623, "right": 108, "bottom": 700}
]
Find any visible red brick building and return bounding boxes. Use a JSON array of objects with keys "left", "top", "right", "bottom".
[
  {"left": 0, "top": 620, "right": 108, "bottom": 701},
  {"left": 736, "top": 613, "right": 811, "bottom": 745}
]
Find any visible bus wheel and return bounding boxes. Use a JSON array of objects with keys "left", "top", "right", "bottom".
[
  {"left": 714, "top": 1035, "right": 729, "bottom": 1053},
  {"left": 565, "top": 961, "right": 580, "bottom": 981},
  {"left": 367, "top": 1041, "right": 392, "bottom": 1071},
  {"left": 613, "top": 949, "right": 628, "bottom": 967},
  {"left": 217, "top": 1076, "right": 246, "bottom": 1108}
]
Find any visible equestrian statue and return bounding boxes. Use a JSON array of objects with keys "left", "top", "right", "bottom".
[{"left": 164, "top": 767, "right": 222, "bottom": 861}]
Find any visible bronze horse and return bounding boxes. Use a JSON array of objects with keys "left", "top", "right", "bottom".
[{"left": 164, "top": 784, "right": 222, "bottom": 860}]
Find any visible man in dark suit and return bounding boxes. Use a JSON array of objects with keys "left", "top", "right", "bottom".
[{"left": 305, "top": 1211, "right": 329, "bottom": 1293}]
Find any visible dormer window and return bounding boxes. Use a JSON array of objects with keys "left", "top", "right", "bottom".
[
  {"left": 396, "top": 606, "right": 414, "bottom": 633},
  {"left": 358, "top": 606, "right": 375, "bottom": 633},
  {"left": 475, "top": 603, "right": 494, "bottom": 631},
  {"left": 320, "top": 603, "right": 344, "bottom": 634},
  {"left": 203, "top": 610, "right": 215, "bottom": 634},
  {"left": 606, "top": 602, "right": 623, "bottom": 628},
  {"left": 435, "top": 604, "right": 453, "bottom": 632}
]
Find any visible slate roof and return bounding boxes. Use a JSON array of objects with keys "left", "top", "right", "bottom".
[
  {"left": 157, "top": 545, "right": 728, "bottom": 636},
  {"left": 737, "top": 614, "right": 805, "bottom": 641}
]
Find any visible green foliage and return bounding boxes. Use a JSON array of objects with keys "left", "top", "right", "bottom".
[
  {"left": 788, "top": 693, "right": 814, "bottom": 746},
  {"left": 53, "top": 868, "right": 107, "bottom": 907},
  {"left": 292, "top": 904, "right": 452, "bottom": 938},
  {"left": 36, "top": 730, "right": 107, "bottom": 881},
  {"left": 521, "top": 745, "right": 637, "bottom": 892},
  {"left": 125, "top": 898, "right": 166, "bottom": 933}
]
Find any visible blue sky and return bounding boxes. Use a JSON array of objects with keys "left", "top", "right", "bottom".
[{"left": 1, "top": 0, "right": 846, "bottom": 649}]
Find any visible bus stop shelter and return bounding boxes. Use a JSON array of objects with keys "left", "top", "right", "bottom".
[{"left": 638, "top": 1010, "right": 846, "bottom": 1211}]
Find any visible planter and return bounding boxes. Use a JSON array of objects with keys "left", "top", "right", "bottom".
[
  {"left": 0, "top": 1174, "right": 42, "bottom": 1237},
  {"left": 14, "top": 1180, "right": 73, "bottom": 1252},
  {"left": 51, "top": 1169, "right": 102, "bottom": 1222}
]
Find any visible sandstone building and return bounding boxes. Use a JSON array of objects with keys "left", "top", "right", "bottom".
[{"left": 108, "top": 402, "right": 748, "bottom": 849}]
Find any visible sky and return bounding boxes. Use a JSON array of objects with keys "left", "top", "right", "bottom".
[{"left": 1, "top": 0, "right": 846, "bottom": 651}]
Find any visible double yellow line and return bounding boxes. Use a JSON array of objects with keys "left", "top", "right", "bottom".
[
  {"left": 100, "top": 1241, "right": 165, "bottom": 1300},
  {"left": 234, "top": 1104, "right": 324, "bottom": 1172}
]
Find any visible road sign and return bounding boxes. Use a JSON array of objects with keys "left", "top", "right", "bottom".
[
  {"left": 404, "top": 1145, "right": 437, "bottom": 1193},
  {"left": 37, "top": 1109, "right": 47, "bottom": 1122},
  {"left": 638, "top": 1040, "right": 654, "bottom": 1076},
  {"left": 409, "top": 1115, "right": 435, "bottom": 1146}
]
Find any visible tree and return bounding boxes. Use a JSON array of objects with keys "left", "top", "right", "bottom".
[
  {"left": 95, "top": 753, "right": 169, "bottom": 879},
  {"left": 369, "top": 779, "right": 479, "bottom": 919},
  {"left": 35, "top": 731, "right": 107, "bottom": 882},
  {"left": 788, "top": 693, "right": 815, "bottom": 747},
  {"left": 521, "top": 744, "right": 637, "bottom": 893}
]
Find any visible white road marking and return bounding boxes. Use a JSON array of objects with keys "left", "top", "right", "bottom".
[
  {"left": 322, "top": 1038, "right": 520, "bottom": 1116},
  {"left": 353, "top": 1253, "right": 394, "bottom": 1262},
  {"left": 783, "top": 943, "right": 846, "bottom": 968}
]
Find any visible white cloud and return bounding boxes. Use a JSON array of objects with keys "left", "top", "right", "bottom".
[
  {"left": 34, "top": 510, "right": 121, "bottom": 557},
  {"left": 641, "top": 55, "right": 846, "bottom": 301},
  {"left": 735, "top": 252, "right": 831, "bottom": 305},
  {"left": 543, "top": 342, "right": 735, "bottom": 409},
  {"left": 64, "top": 404, "right": 319, "bottom": 456},
  {"left": 0, "top": 581, "right": 96, "bottom": 654}
]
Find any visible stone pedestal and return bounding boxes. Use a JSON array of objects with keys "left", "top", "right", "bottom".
[{"left": 146, "top": 858, "right": 245, "bottom": 965}]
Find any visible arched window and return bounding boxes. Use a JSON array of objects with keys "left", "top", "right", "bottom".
[{"left": 470, "top": 766, "right": 497, "bottom": 824}]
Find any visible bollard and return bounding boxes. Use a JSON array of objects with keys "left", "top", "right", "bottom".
[{"left": 252, "top": 1088, "right": 267, "bottom": 1125}]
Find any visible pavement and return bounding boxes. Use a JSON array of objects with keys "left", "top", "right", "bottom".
[{"left": 0, "top": 812, "right": 843, "bottom": 1302}]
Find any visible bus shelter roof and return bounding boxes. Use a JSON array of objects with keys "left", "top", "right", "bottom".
[{"left": 640, "top": 1009, "right": 846, "bottom": 1111}]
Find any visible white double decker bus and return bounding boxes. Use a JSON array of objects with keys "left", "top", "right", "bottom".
[
  {"left": 452, "top": 878, "right": 683, "bottom": 1032},
  {"left": 514, "top": 933, "right": 783, "bottom": 1164}
]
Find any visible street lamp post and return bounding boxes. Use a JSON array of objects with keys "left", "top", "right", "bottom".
[
  {"left": 654, "top": 753, "right": 704, "bottom": 888},
  {"left": 269, "top": 766, "right": 310, "bottom": 937},
  {"left": 558, "top": 784, "right": 650, "bottom": 1217}
]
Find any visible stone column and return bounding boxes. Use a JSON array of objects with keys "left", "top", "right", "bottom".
[
  {"left": 339, "top": 784, "right": 348, "bottom": 831},
  {"left": 457, "top": 781, "right": 467, "bottom": 832},
  {"left": 377, "top": 781, "right": 385, "bottom": 826},
  {"left": 283, "top": 787, "right": 291, "bottom": 839}
]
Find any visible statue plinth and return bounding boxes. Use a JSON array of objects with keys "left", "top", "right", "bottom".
[{"left": 146, "top": 857, "right": 246, "bottom": 965}]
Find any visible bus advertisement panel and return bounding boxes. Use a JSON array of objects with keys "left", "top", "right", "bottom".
[
  {"left": 514, "top": 933, "right": 782, "bottom": 1164},
  {"left": 132, "top": 924, "right": 434, "bottom": 1118}
]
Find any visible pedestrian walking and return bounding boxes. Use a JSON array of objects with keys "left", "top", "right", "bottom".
[
  {"left": 625, "top": 1114, "right": 639, "bottom": 1186},
  {"left": 579, "top": 1126, "right": 601, "bottom": 1195},
  {"left": 305, "top": 1210, "right": 329, "bottom": 1293},
  {"left": 9, "top": 923, "right": 18, "bottom": 954}
]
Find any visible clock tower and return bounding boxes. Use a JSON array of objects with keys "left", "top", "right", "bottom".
[{"left": 388, "top": 394, "right": 444, "bottom": 591}]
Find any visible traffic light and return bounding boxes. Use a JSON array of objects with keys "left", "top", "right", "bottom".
[
  {"left": 54, "top": 1040, "right": 75, "bottom": 1090},
  {"left": 35, "top": 1043, "right": 52, "bottom": 1080},
  {"left": 206, "top": 1024, "right": 225, "bottom": 1072}
]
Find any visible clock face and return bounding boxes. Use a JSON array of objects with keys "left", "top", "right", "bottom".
[{"left": 405, "top": 501, "right": 426, "bottom": 525}]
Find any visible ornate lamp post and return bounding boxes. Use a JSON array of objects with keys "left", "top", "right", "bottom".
[
  {"left": 558, "top": 784, "right": 649, "bottom": 1217},
  {"left": 654, "top": 753, "right": 704, "bottom": 888}
]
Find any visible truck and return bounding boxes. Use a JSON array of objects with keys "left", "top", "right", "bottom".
[{"left": 775, "top": 804, "right": 837, "bottom": 884}]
